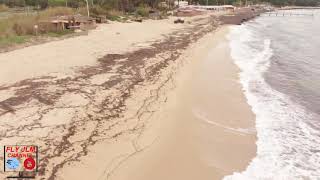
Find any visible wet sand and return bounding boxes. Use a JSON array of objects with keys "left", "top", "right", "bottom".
[{"left": 107, "top": 26, "right": 256, "bottom": 180}]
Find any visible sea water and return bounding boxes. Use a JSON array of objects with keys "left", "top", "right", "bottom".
[{"left": 225, "top": 9, "right": 320, "bottom": 180}]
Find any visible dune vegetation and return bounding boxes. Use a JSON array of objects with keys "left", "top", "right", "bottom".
[{"left": 0, "top": 0, "right": 318, "bottom": 48}]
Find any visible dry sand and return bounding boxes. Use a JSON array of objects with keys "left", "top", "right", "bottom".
[
  {"left": 0, "top": 12, "right": 256, "bottom": 180},
  {"left": 0, "top": 17, "right": 182, "bottom": 85}
]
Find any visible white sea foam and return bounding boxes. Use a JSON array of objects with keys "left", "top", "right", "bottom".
[
  {"left": 223, "top": 25, "right": 320, "bottom": 180},
  {"left": 192, "top": 109, "right": 255, "bottom": 136}
]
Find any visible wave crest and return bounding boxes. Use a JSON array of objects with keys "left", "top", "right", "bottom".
[{"left": 224, "top": 25, "right": 320, "bottom": 180}]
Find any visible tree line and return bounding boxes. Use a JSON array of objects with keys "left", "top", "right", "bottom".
[
  {"left": 0, "top": 0, "right": 164, "bottom": 10},
  {"left": 191, "top": 0, "right": 319, "bottom": 6},
  {"left": 264, "top": 0, "right": 319, "bottom": 6},
  {"left": 0, "top": 0, "right": 319, "bottom": 10}
]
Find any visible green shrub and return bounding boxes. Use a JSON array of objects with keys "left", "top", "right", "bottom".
[
  {"left": 5, "top": 0, "right": 26, "bottom": 7},
  {"left": 0, "top": 35, "right": 29, "bottom": 47},
  {"left": 135, "top": 6, "right": 149, "bottom": 17},
  {"left": 48, "top": 0, "right": 67, "bottom": 7},
  {"left": 106, "top": 14, "right": 120, "bottom": 21},
  {"left": 99, "top": 0, "right": 119, "bottom": 10},
  {"left": 90, "top": 5, "right": 108, "bottom": 16},
  {"left": 46, "top": 29, "right": 73, "bottom": 37},
  {"left": 69, "top": 0, "right": 84, "bottom": 8},
  {"left": 105, "top": 9, "right": 123, "bottom": 21}
]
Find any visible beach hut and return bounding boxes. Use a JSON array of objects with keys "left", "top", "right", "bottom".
[{"left": 40, "top": 14, "right": 97, "bottom": 32}]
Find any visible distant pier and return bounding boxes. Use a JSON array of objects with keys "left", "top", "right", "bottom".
[{"left": 262, "top": 12, "right": 315, "bottom": 17}]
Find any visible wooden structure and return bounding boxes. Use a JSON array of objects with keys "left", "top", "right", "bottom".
[{"left": 40, "top": 14, "right": 97, "bottom": 32}]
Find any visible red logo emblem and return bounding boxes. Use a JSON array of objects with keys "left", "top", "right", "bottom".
[{"left": 23, "top": 157, "right": 36, "bottom": 170}]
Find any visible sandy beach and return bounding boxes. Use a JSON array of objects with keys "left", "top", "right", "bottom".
[
  {"left": 0, "top": 11, "right": 257, "bottom": 180},
  {"left": 106, "top": 26, "right": 256, "bottom": 180}
]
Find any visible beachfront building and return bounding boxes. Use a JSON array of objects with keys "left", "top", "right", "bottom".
[
  {"left": 176, "top": 5, "right": 235, "bottom": 16},
  {"left": 189, "top": 5, "right": 235, "bottom": 11},
  {"left": 174, "top": 0, "right": 189, "bottom": 7}
]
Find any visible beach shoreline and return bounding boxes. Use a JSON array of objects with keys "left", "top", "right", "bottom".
[
  {"left": 103, "top": 26, "right": 257, "bottom": 180},
  {"left": 0, "top": 11, "right": 258, "bottom": 179}
]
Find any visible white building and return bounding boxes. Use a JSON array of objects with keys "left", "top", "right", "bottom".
[
  {"left": 174, "top": 1, "right": 189, "bottom": 7},
  {"left": 188, "top": 5, "right": 235, "bottom": 11}
]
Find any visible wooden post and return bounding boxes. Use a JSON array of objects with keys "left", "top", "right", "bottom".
[
  {"left": 85, "top": 0, "right": 90, "bottom": 17},
  {"left": 34, "top": 25, "right": 38, "bottom": 36}
]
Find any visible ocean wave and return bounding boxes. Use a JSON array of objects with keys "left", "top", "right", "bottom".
[{"left": 224, "top": 25, "right": 320, "bottom": 180}]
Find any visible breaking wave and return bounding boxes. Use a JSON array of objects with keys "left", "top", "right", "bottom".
[{"left": 224, "top": 25, "right": 320, "bottom": 180}]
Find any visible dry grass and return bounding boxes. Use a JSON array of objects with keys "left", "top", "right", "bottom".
[
  {"left": 107, "top": 9, "right": 123, "bottom": 16},
  {"left": 0, "top": 7, "right": 76, "bottom": 37},
  {"left": 39, "top": 7, "right": 75, "bottom": 18},
  {"left": 106, "top": 9, "right": 124, "bottom": 21},
  {"left": 78, "top": 6, "right": 124, "bottom": 21},
  {"left": 0, "top": 4, "right": 9, "bottom": 12},
  {"left": 0, "top": 7, "right": 76, "bottom": 47}
]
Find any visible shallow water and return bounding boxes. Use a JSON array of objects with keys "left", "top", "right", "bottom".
[{"left": 224, "top": 9, "right": 320, "bottom": 180}]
